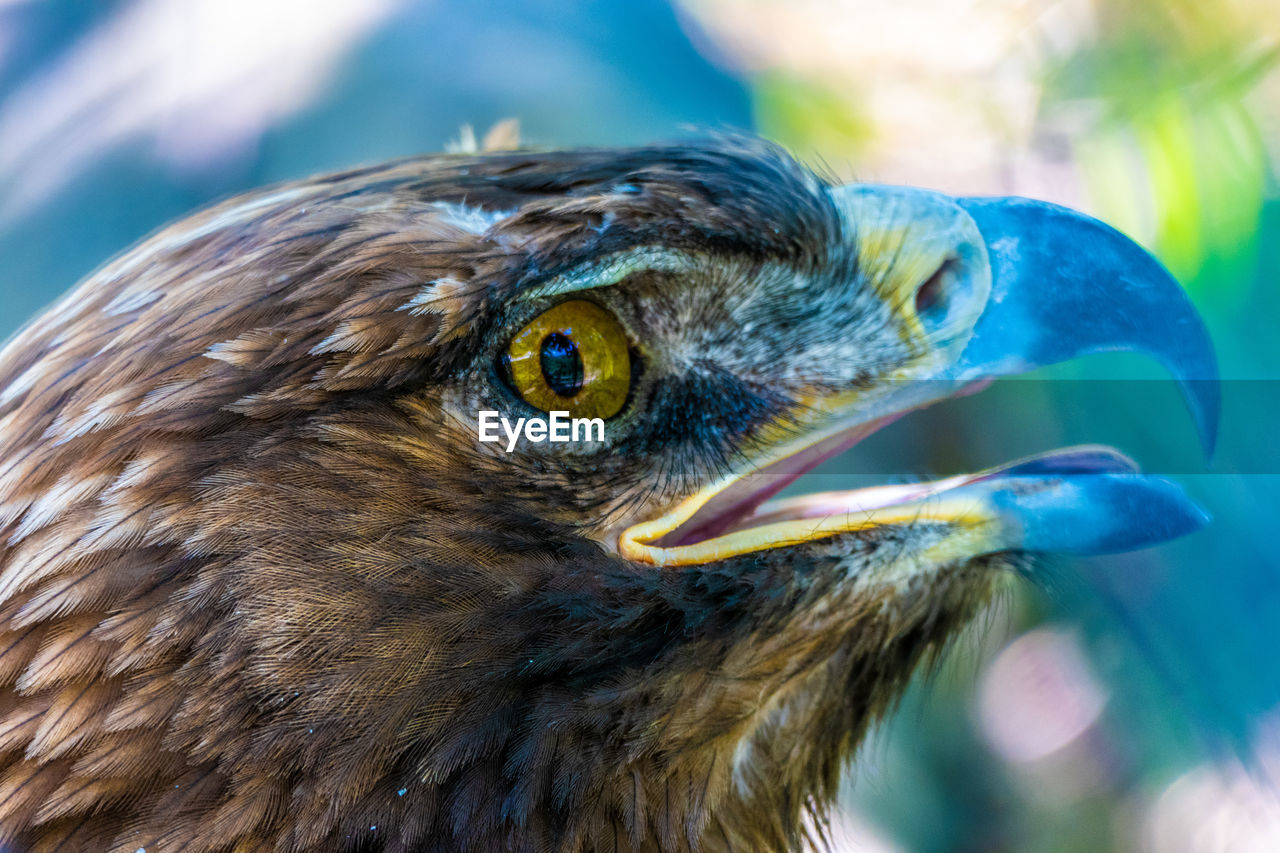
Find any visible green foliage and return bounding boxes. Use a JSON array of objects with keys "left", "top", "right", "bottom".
[{"left": 750, "top": 71, "right": 873, "bottom": 168}]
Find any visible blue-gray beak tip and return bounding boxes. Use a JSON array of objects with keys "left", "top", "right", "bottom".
[{"left": 955, "top": 197, "right": 1220, "bottom": 459}]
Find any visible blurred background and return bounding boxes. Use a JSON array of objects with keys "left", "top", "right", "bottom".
[{"left": 0, "top": 0, "right": 1276, "bottom": 849}]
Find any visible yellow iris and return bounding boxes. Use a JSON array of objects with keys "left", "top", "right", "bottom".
[{"left": 506, "top": 300, "right": 631, "bottom": 419}]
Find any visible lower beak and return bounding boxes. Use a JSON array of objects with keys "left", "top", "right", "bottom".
[{"left": 619, "top": 188, "right": 1220, "bottom": 567}]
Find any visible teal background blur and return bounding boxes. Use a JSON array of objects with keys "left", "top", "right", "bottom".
[{"left": 0, "top": 1, "right": 1276, "bottom": 849}]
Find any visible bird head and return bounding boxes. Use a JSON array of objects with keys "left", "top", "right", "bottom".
[{"left": 0, "top": 138, "right": 1216, "bottom": 850}]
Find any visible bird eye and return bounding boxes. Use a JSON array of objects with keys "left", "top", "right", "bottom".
[{"left": 505, "top": 300, "right": 631, "bottom": 419}]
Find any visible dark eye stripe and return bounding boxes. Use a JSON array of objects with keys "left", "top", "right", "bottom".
[{"left": 539, "top": 332, "right": 584, "bottom": 397}]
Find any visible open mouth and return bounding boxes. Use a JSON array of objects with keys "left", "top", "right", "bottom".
[{"left": 618, "top": 396, "right": 1147, "bottom": 567}]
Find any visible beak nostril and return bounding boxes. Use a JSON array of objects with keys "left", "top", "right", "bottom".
[{"left": 916, "top": 256, "right": 959, "bottom": 325}]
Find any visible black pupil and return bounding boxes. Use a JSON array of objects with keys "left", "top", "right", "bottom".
[{"left": 539, "top": 331, "right": 584, "bottom": 397}]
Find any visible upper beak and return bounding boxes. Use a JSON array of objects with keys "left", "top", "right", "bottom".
[
  {"left": 834, "top": 185, "right": 1219, "bottom": 456},
  {"left": 950, "top": 194, "right": 1219, "bottom": 455},
  {"left": 619, "top": 186, "right": 1220, "bottom": 567}
]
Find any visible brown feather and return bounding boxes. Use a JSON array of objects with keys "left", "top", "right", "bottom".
[{"left": 0, "top": 139, "right": 1006, "bottom": 850}]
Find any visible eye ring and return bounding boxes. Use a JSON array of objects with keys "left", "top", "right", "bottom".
[{"left": 505, "top": 300, "right": 631, "bottom": 419}]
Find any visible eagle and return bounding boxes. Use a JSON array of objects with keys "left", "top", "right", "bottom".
[{"left": 0, "top": 138, "right": 1216, "bottom": 851}]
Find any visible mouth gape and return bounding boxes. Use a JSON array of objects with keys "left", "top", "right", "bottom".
[{"left": 617, "top": 389, "right": 1139, "bottom": 567}]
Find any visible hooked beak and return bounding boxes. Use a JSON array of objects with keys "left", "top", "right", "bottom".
[
  {"left": 619, "top": 186, "right": 1220, "bottom": 567},
  {"left": 951, "top": 194, "right": 1218, "bottom": 454}
]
